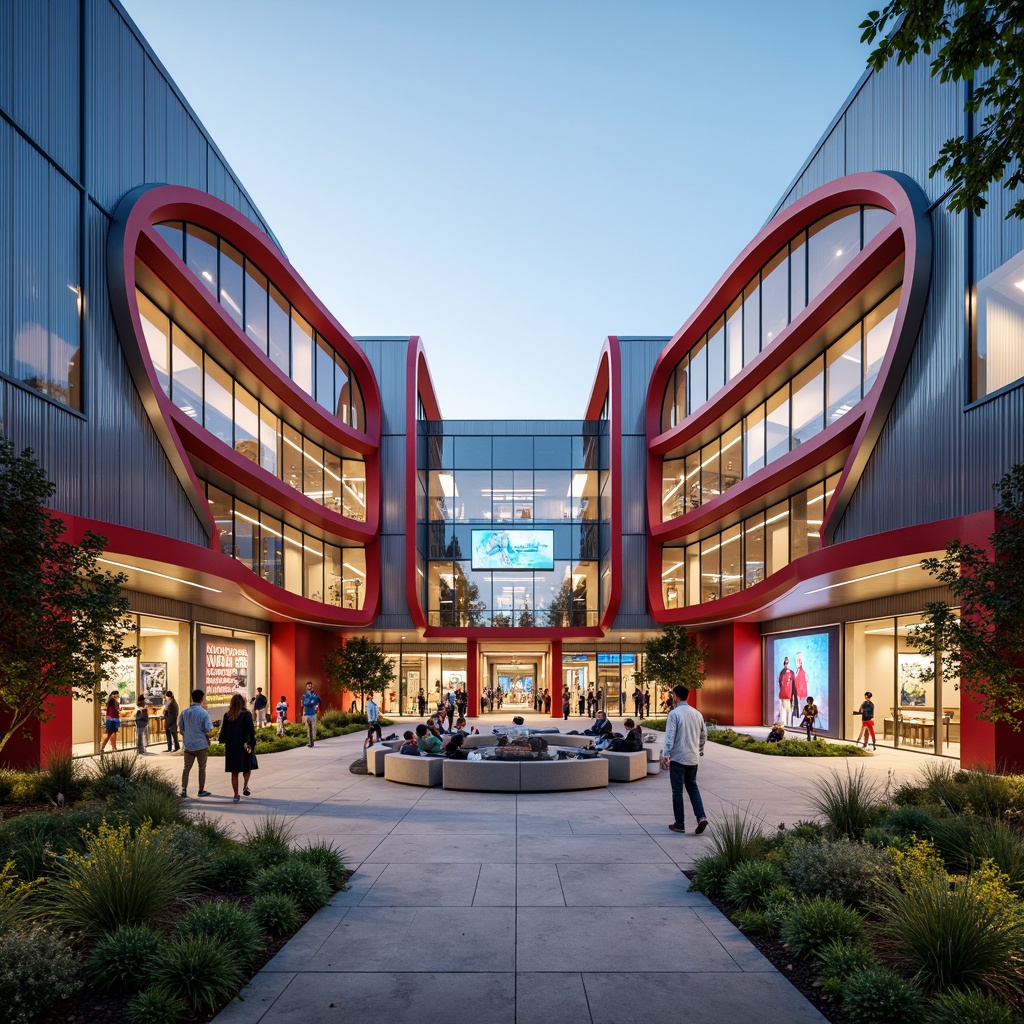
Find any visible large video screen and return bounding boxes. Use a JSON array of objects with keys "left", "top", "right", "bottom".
[
  {"left": 471, "top": 529, "right": 554, "bottom": 571},
  {"left": 764, "top": 627, "right": 839, "bottom": 733}
]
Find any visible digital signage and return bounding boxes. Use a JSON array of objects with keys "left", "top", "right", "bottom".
[
  {"left": 471, "top": 529, "right": 554, "bottom": 571},
  {"left": 764, "top": 627, "right": 839, "bottom": 733}
]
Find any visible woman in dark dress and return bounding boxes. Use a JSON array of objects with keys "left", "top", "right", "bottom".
[
  {"left": 218, "top": 693, "right": 258, "bottom": 802},
  {"left": 163, "top": 691, "right": 180, "bottom": 752}
]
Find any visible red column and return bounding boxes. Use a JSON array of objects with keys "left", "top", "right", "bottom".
[
  {"left": 550, "top": 639, "right": 563, "bottom": 718},
  {"left": 0, "top": 692, "right": 74, "bottom": 769},
  {"left": 466, "top": 639, "right": 480, "bottom": 718},
  {"left": 271, "top": 623, "right": 339, "bottom": 719},
  {"left": 695, "top": 622, "right": 761, "bottom": 726}
]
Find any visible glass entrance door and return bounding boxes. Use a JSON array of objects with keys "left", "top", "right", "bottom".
[{"left": 490, "top": 661, "right": 539, "bottom": 713}]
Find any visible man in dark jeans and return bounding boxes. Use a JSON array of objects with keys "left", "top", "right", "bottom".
[{"left": 661, "top": 685, "right": 708, "bottom": 835}]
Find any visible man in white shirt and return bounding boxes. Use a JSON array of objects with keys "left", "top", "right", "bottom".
[{"left": 660, "top": 685, "right": 709, "bottom": 835}]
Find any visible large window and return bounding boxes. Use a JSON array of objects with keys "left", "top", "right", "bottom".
[
  {"left": 660, "top": 206, "right": 894, "bottom": 430},
  {"left": 139, "top": 288, "right": 366, "bottom": 520},
  {"left": 660, "top": 289, "right": 900, "bottom": 521},
  {"left": 153, "top": 222, "right": 364, "bottom": 429},
  {"left": 972, "top": 249, "right": 1024, "bottom": 400},
  {"left": 660, "top": 473, "right": 839, "bottom": 606}
]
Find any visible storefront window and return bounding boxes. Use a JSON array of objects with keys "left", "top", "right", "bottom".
[{"left": 973, "top": 249, "right": 1024, "bottom": 399}]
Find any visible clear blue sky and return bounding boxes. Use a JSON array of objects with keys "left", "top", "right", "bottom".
[{"left": 123, "top": 0, "right": 875, "bottom": 420}]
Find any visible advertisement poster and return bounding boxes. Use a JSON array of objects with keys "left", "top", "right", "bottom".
[
  {"left": 767, "top": 630, "right": 834, "bottom": 731},
  {"left": 471, "top": 529, "right": 554, "bottom": 570},
  {"left": 140, "top": 662, "right": 167, "bottom": 703},
  {"left": 197, "top": 635, "right": 256, "bottom": 699}
]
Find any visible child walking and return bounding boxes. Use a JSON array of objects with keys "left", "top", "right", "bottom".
[
  {"left": 275, "top": 695, "right": 289, "bottom": 737},
  {"left": 801, "top": 697, "right": 819, "bottom": 741}
]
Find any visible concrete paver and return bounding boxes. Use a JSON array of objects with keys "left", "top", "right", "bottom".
[{"left": 142, "top": 716, "right": 947, "bottom": 1024}]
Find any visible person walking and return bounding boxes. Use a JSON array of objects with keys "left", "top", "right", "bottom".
[
  {"left": 163, "top": 691, "right": 180, "bottom": 752},
  {"left": 578, "top": 690, "right": 585, "bottom": 717},
  {"left": 366, "top": 694, "right": 383, "bottom": 742},
  {"left": 99, "top": 691, "right": 120, "bottom": 753},
  {"left": 661, "top": 685, "right": 708, "bottom": 835},
  {"left": 853, "top": 692, "right": 876, "bottom": 749},
  {"left": 252, "top": 687, "right": 269, "bottom": 727},
  {"left": 218, "top": 692, "right": 258, "bottom": 802},
  {"left": 275, "top": 695, "right": 289, "bottom": 737},
  {"left": 562, "top": 692, "right": 570, "bottom": 720},
  {"left": 179, "top": 689, "right": 213, "bottom": 798},
  {"left": 301, "top": 681, "right": 321, "bottom": 747},
  {"left": 801, "top": 696, "right": 819, "bottom": 741}
]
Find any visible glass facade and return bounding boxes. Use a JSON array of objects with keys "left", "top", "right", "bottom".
[
  {"left": 205, "top": 483, "right": 365, "bottom": 607},
  {"left": 152, "top": 221, "right": 364, "bottom": 430},
  {"left": 661, "top": 474, "right": 839, "bottom": 607},
  {"left": 138, "top": 289, "right": 367, "bottom": 521},
  {"left": 660, "top": 289, "right": 900, "bottom": 521},
  {"left": 660, "top": 206, "right": 894, "bottom": 431},
  {"left": 419, "top": 426, "right": 608, "bottom": 628},
  {"left": 972, "top": 249, "right": 1024, "bottom": 400}
]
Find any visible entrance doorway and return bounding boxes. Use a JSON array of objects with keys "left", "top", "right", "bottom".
[
  {"left": 485, "top": 660, "right": 540, "bottom": 713},
  {"left": 563, "top": 667, "right": 587, "bottom": 715}
]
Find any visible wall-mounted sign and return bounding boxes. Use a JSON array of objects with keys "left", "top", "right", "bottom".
[{"left": 197, "top": 634, "right": 255, "bottom": 699}]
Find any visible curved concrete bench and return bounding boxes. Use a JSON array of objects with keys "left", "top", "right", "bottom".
[
  {"left": 383, "top": 752, "right": 444, "bottom": 787},
  {"left": 442, "top": 756, "right": 609, "bottom": 792},
  {"left": 599, "top": 749, "right": 648, "bottom": 782}
]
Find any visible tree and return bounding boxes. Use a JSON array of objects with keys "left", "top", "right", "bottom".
[
  {"left": 861, "top": 1, "right": 1024, "bottom": 219},
  {"left": 0, "top": 441, "right": 137, "bottom": 760},
  {"left": 908, "top": 463, "right": 1024, "bottom": 727},
  {"left": 642, "top": 625, "right": 706, "bottom": 692},
  {"left": 323, "top": 635, "right": 394, "bottom": 712}
]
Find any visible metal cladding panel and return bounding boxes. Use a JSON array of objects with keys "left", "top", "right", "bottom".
[
  {"left": 143, "top": 57, "right": 169, "bottom": 183},
  {"left": 618, "top": 337, "right": 668, "bottom": 435},
  {"left": 379, "top": 533, "right": 414, "bottom": 626},
  {"left": 84, "top": 200, "right": 207, "bottom": 543},
  {"left": 615, "top": 533, "right": 649, "bottom": 620},
  {"left": 358, "top": 339, "right": 408, "bottom": 436},
  {"left": 782, "top": 124, "right": 844, "bottom": 208},
  {"left": 764, "top": 586, "right": 954, "bottom": 634},
  {"left": 380, "top": 433, "right": 406, "bottom": 535},
  {"left": 87, "top": 0, "right": 145, "bottom": 213},
  {"left": 5, "top": 1, "right": 48, "bottom": 160},
  {"left": 0, "top": 121, "right": 9, "bottom": 377},
  {"left": 208, "top": 151, "right": 242, "bottom": 213},
  {"left": 620, "top": 434, "right": 648, "bottom": 536},
  {"left": 842, "top": 79, "right": 874, "bottom": 176},
  {"left": 48, "top": 0, "right": 80, "bottom": 176},
  {"left": 900, "top": 67, "right": 960, "bottom": 204}
]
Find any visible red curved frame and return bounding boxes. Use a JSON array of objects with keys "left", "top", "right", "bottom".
[
  {"left": 107, "top": 185, "right": 382, "bottom": 626},
  {"left": 406, "top": 336, "right": 622, "bottom": 637},
  {"left": 645, "top": 172, "right": 932, "bottom": 623}
]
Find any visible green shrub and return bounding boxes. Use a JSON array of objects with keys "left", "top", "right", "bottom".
[
  {"left": 148, "top": 936, "right": 242, "bottom": 1014},
  {"left": 723, "top": 859, "right": 785, "bottom": 909},
  {"left": 0, "top": 927, "right": 82, "bottom": 1024},
  {"left": 251, "top": 858, "right": 331, "bottom": 915},
  {"left": 0, "top": 808, "right": 105, "bottom": 880},
  {"left": 687, "top": 853, "right": 732, "bottom": 897},
  {"left": 120, "top": 784, "right": 186, "bottom": 828},
  {"left": 242, "top": 814, "right": 294, "bottom": 870},
  {"left": 292, "top": 841, "right": 347, "bottom": 891},
  {"left": 175, "top": 901, "right": 262, "bottom": 967},
  {"left": 924, "top": 989, "right": 1022, "bottom": 1024},
  {"left": 708, "top": 807, "right": 767, "bottom": 871},
  {"left": 918, "top": 762, "right": 970, "bottom": 815},
  {"left": 959, "top": 771, "right": 1024, "bottom": 819},
  {"left": 842, "top": 966, "right": 924, "bottom": 1024},
  {"left": 161, "top": 824, "right": 214, "bottom": 871},
  {"left": 813, "top": 766, "right": 881, "bottom": 839},
  {"left": 41, "top": 820, "right": 197, "bottom": 937},
  {"left": 706, "top": 729, "right": 868, "bottom": 757},
  {"left": 86, "top": 925, "right": 167, "bottom": 993},
  {"left": 320, "top": 710, "right": 352, "bottom": 730},
  {"left": 814, "top": 938, "right": 875, "bottom": 981},
  {"left": 783, "top": 836, "right": 896, "bottom": 908},
  {"left": 734, "top": 885, "right": 794, "bottom": 937},
  {"left": 973, "top": 821, "right": 1024, "bottom": 894},
  {"left": 200, "top": 845, "right": 260, "bottom": 891},
  {"left": 250, "top": 892, "right": 301, "bottom": 937},
  {"left": 7, "top": 772, "right": 45, "bottom": 805},
  {"left": 884, "top": 805, "right": 942, "bottom": 841},
  {"left": 188, "top": 814, "right": 236, "bottom": 851},
  {"left": 41, "top": 748, "right": 88, "bottom": 804},
  {"left": 128, "top": 987, "right": 187, "bottom": 1024},
  {"left": 875, "top": 863, "right": 1024, "bottom": 1000},
  {"left": 780, "top": 897, "right": 865, "bottom": 958},
  {"left": 0, "top": 860, "right": 39, "bottom": 931}
]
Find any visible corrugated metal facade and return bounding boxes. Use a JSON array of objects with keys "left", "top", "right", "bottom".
[
  {"left": 1, "top": 0, "right": 279, "bottom": 548},
  {"left": 772, "top": 54, "right": 1024, "bottom": 543}
]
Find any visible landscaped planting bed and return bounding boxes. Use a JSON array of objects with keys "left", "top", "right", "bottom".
[
  {"left": 685, "top": 763, "right": 1024, "bottom": 1024},
  {"left": 0, "top": 752, "right": 348, "bottom": 1024}
]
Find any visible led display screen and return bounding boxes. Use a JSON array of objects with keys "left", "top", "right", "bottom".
[
  {"left": 764, "top": 627, "right": 839, "bottom": 733},
  {"left": 471, "top": 529, "right": 554, "bottom": 571}
]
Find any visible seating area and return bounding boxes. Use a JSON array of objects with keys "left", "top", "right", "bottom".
[{"left": 368, "top": 730, "right": 660, "bottom": 790}]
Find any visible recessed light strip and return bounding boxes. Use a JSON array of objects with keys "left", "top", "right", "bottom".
[
  {"left": 99, "top": 558, "right": 222, "bottom": 593},
  {"left": 805, "top": 563, "right": 921, "bottom": 595}
]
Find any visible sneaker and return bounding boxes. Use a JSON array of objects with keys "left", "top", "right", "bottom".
[
  {"left": 232, "top": 794, "right": 240, "bottom": 803},
  {"left": 695, "top": 818, "right": 709, "bottom": 835},
  {"left": 668, "top": 823, "right": 686, "bottom": 833},
  {"left": 197, "top": 790, "right": 212, "bottom": 797},
  {"left": 180, "top": 789, "right": 187, "bottom": 797},
  {"left": 243, "top": 787, "right": 251, "bottom": 796}
]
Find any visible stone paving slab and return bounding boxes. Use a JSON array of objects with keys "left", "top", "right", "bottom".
[{"left": 200, "top": 718, "right": 938, "bottom": 1024}]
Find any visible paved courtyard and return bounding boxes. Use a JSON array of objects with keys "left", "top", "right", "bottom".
[{"left": 146, "top": 719, "right": 939, "bottom": 1024}]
